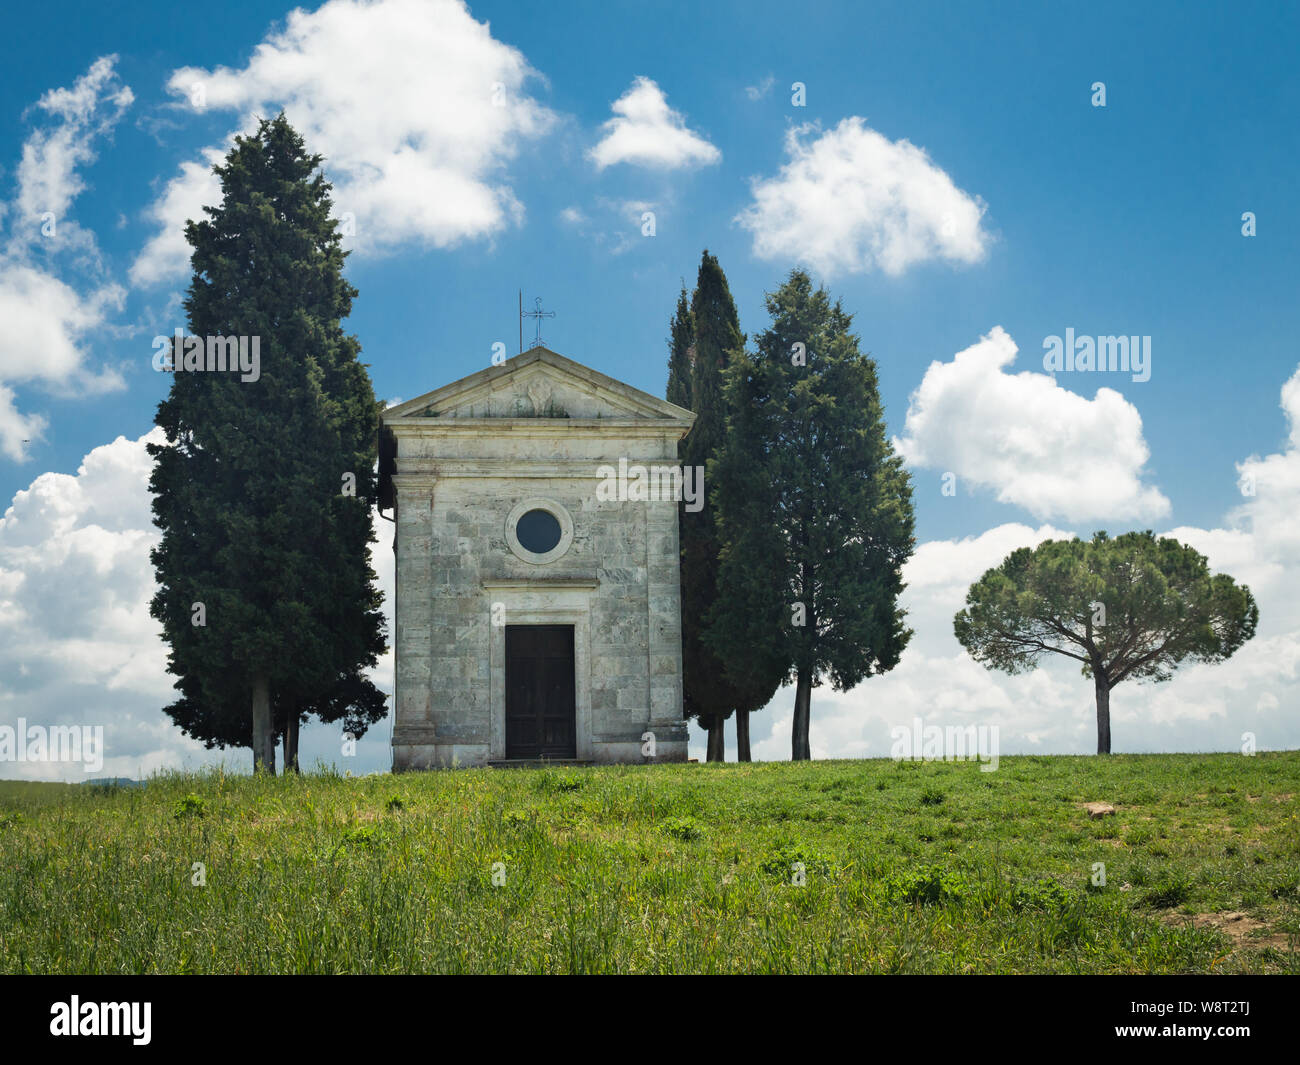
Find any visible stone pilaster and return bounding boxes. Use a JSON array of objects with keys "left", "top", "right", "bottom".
[
  {"left": 645, "top": 494, "right": 688, "bottom": 760},
  {"left": 391, "top": 473, "right": 435, "bottom": 771}
]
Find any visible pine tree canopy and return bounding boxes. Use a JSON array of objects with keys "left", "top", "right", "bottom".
[{"left": 954, "top": 531, "right": 1259, "bottom": 685}]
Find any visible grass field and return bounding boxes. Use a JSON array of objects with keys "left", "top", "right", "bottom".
[{"left": 1, "top": 753, "right": 1297, "bottom": 974}]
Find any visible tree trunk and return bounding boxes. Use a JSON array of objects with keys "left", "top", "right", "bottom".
[
  {"left": 706, "top": 715, "right": 725, "bottom": 762},
  {"left": 252, "top": 674, "right": 275, "bottom": 775},
  {"left": 1095, "top": 674, "right": 1112, "bottom": 755},
  {"left": 735, "top": 709, "right": 751, "bottom": 762},
  {"left": 792, "top": 667, "right": 812, "bottom": 761},
  {"left": 283, "top": 712, "right": 299, "bottom": 774}
]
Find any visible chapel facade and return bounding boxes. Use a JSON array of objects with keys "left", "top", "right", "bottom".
[{"left": 379, "top": 347, "right": 695, "bottom": 768}]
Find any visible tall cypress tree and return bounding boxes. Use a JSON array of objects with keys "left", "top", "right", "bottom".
[
  {"left": 666, "top": 282, "right": 693, "bottom": 410},
  {"left": 709, "top": 270, "right": 915, "bottom": 760},
  {"left": 148, "top": 114, "right": 386, "bottom": 774},
  {"left": 677, "top": 251, "right": 779, "bottom": 761}
]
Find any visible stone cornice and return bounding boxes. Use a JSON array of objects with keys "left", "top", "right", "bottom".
[
  {"left": 387, "top": 418, "right": 686, "bottom": 437},
  {"left": 390, "top": 473, "right": 438, "bottom": 490},
  {"left": 395, "top": 458, "right": 685, "bottom": 479}
]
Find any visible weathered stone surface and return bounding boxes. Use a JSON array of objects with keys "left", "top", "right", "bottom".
[{"left": 383, "top": 348, "right": 695, "bottom": 770}]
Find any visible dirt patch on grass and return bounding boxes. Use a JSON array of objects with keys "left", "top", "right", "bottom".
[{"left": 1162, "top": 910, "right": 1294, "bottom": 952}]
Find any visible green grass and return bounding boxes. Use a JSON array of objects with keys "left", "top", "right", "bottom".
[{"left": 1, "top": 753, "right": 1297, "bottom": 973}]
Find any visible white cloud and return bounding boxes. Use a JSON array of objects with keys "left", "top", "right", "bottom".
[
  {"left": 0, "top": 430, "right": 189, "bottom": 780},
  {"left": 744, "top": 75, "right": 775, "bottom": 102},
  {"left": 14, "top": 55, "right": 133, "bottom": 232},
  {"left": 903, "top": 522, "right": 1074, "bottom": 603},
  {"left": 0, "top": 263, "right": 125, "bottom": 392},
  {"left": 131, "top": 0, "right": 556, "bottom": 285},
  {"left": 1224, "top": 365, "right": 1300, "bottom": 568},
  {"left": 894, "top": 326, "right": 1171, "bottom": 523},
  {"left": 0, "top": 387, "right": 47, "bottom": 464},
  {"left": 588, "top": 77, "right": 720, "bottom": 171},
  {"left": 736, "top": 116, "right": 989, "bottom": 277},
  {"left": 0, "top": 430, "right": 396, "bottom": 780},
  {"left": 0, "top": 57, "right": 132, "bottom": 462},
  {"left": 128, "top": 148, "right": 223, "bottom": 288},
  {"left": 1133, "top": 373, "right": 1300, "bottom": 748}
]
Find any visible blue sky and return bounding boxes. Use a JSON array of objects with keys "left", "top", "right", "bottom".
[{"left": 3, "top": 0, "right": 1299, "bottom": 778}]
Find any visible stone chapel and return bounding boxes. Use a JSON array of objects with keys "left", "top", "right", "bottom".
[{"left": 378, "top": 346, "right": 695, "bottom": 769}]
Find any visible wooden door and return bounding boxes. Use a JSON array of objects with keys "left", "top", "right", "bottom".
[{"left": 505, "top": 625, "right": 576, "bottom": 759}]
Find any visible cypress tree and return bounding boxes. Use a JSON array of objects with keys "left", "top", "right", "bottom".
[
  {"left": 678, "top": 251, "right": 779, "bottom": 761},
  {"left": 666, "top": 282, "right": 693, "bottom": 410},
  {"left": 709, "top": 270, "right": 915, "bottom": 760},
  {"left": 148, "top": 114, "right": 387, "bottom": 773}
]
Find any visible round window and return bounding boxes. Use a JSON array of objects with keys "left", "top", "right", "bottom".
[
  {"left": 515, "top": 508, "right": 562, "bottom": 554},
  {"left": 505, "top": 498, "right": 573, "bottom": 564}
]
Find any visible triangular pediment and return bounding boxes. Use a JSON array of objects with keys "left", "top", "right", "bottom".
[{"left": 384, "top": 347, "right": 694, "bottom": 425}]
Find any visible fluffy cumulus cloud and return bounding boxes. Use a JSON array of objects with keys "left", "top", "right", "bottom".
[
  {"left": 1222, "top": 367, "right": 1300, "bottom": 571},
  {"left": 0, "top": 264, "right": 125, "bottom": 391},
  {"left": 736, "top": 117, "right": 989, "bottom": 278},
  {"left": 695, "top": 365, "right": 1300, "bottom": 762},
  {"left": 0, "top": 57, "right": 132, "bottom": 461},
  {"left": 0, "top": 431, "right": 396, "bottom": 781},
  {"left": 894, "top": 326, "right": 1171, "bottom": 524},
  {"left": 128, "top": 148, "right": 223, "bottom": 288},
  {"left": 588, "top": 77, "right": 720, "bottom": 171},
  {"left": 132, "top": 0, "right": 556, "bottom": 284},
  {"left": 0, "top": 430, "right": 185, "bottom": 779}
]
